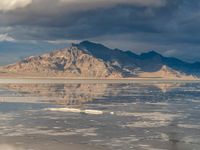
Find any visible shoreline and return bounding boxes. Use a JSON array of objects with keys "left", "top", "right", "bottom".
[{"left": 0, "top": 77, "right": 199, "bottom": 84}]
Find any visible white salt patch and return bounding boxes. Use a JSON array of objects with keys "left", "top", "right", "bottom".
[
  {"left": 121, "top": 112, "right": 180, "bottom": 128},
  {"left": 46, "top": 108, "right": 103, "bottom": 115},
  {"left": 123, "top": 121, "right": 170, "bottom": 128},
  {"left": 84, "top": 109, "right": 103, "bottom": 115},
  {"left": 145, "top": 102, "right": 169, "bottom": 106},
  {"left": 183, "top": 136, "right": 200, "bottom": 144},
  {"left": 190, "top": 100, "right": 200, "bottom": 103},
  {"left": 0, "top": 113, "right": 16, "bottom": 121},
  {"left": 178, "top": 124, "right": 200, "bottom": 129},
  {"left": 117, "top": 112, "right": 179, "bottom": 121},
  {"left": 47, "top": 108, "right": 81, "bottom": 113},
  {"left": 75, "top": 128, "right": 98, "bottom": 136},
  {"left": 110, "top": 112, "right": 114, "bottom": 115},
  {"left": 139, "top": 144, "right": 167, "bottom": 150},
  {"left": 160, "top": 133, "right": 169, "bottom": 141}
]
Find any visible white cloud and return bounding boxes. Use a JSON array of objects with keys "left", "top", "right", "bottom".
[
  {"left": 0, "top": 0, "right": 32, "bottom": 11},
  {"left": 164, "top": 49, "right": 177, "bottom": 56},
  {"left": 60, "top": 0, "right": 166, "bottom": 8},
  {"left": 47, "top": 39, "right": 80, "bottom": 44},
  {"left": 0, "top": 34, "right": 16, "bottom": 42}
]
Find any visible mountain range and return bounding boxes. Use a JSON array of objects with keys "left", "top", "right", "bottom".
[{"left": 0, "top": 41, "right": 199, "bottom": 80}]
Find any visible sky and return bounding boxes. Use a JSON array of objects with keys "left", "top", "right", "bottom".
[{"left": 0, "top": 0, "right": 200, "bottom": 65}]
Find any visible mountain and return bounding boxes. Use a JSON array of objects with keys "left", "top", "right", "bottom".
[
  {"left": 76, "top": 41, "right": 200, "bottom": 75},
  {"left": 0, "top": 41, "right": 198, "bottom": 79},
  {"left": 2, "top": 46, "right": 122, "bottom": 78},
  {"left": 138, "top": 65, "right": 194, "bottom": 80}
]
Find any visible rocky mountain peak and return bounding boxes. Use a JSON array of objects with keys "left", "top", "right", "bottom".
[
  {"left": 3, "top": 46, "right": 122, "bottom": 78},
  {"left": 0, "top": 41, "right": 198, "bottom": 79}
]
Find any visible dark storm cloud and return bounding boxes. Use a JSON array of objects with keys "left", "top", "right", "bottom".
[
  {"left": 0, "top": 0, "right": 170, "bottom": 39},
  {"left": 0, "top": 0, "right": 200, "bottom": 62}
]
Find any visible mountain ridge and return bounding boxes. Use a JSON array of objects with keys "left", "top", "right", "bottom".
[
  {"left": 0, "top": 41, "right": 198, "bottom": 80},
  {"left": 2, "top": 46, "right": 123, "bottom": 78},
  {"left": 75, "top": 41, "right": 200, "bottom": 75}
]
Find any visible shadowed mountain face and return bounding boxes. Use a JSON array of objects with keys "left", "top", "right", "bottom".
[
  {"left": 0, "top": 41, "right": 198, "bottom": 79},
  {"left": 76, "top": 41, "right": 200, "bottom": 75}
]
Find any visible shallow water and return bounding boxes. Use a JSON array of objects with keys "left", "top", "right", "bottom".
[{"left": 0, "top": 82, "right": 199, "bottom": 150}]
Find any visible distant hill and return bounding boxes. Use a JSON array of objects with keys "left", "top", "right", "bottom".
[{"left": 0, "top": 41, "right": 198, "bottom": 80}]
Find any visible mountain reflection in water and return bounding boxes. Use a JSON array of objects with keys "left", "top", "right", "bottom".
[{"left": 0, "top": 83, "right": 183, "bottom": 105}]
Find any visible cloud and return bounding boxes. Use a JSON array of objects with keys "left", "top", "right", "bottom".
[
  {"left": 0, "top": 0, "right": 200, "bottom": 62},
  {"left": 47, "top": 39, "right": 80, "bottom": 44},
  {"left": 0, "top": 34, "right": 16, "bottom": 42},
  {"left": 163, "top": 49, "right": 177, "bottom": 56},
  {"left": 60, "top": 0, "right": 167, "bottom": 8},
  {"left": 0, "top": 0, "right": 32, "bottom": 11}
]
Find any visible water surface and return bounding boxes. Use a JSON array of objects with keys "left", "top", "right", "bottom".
[{"left": 0, "top": 82, "right": 199, "bottom": 150}]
